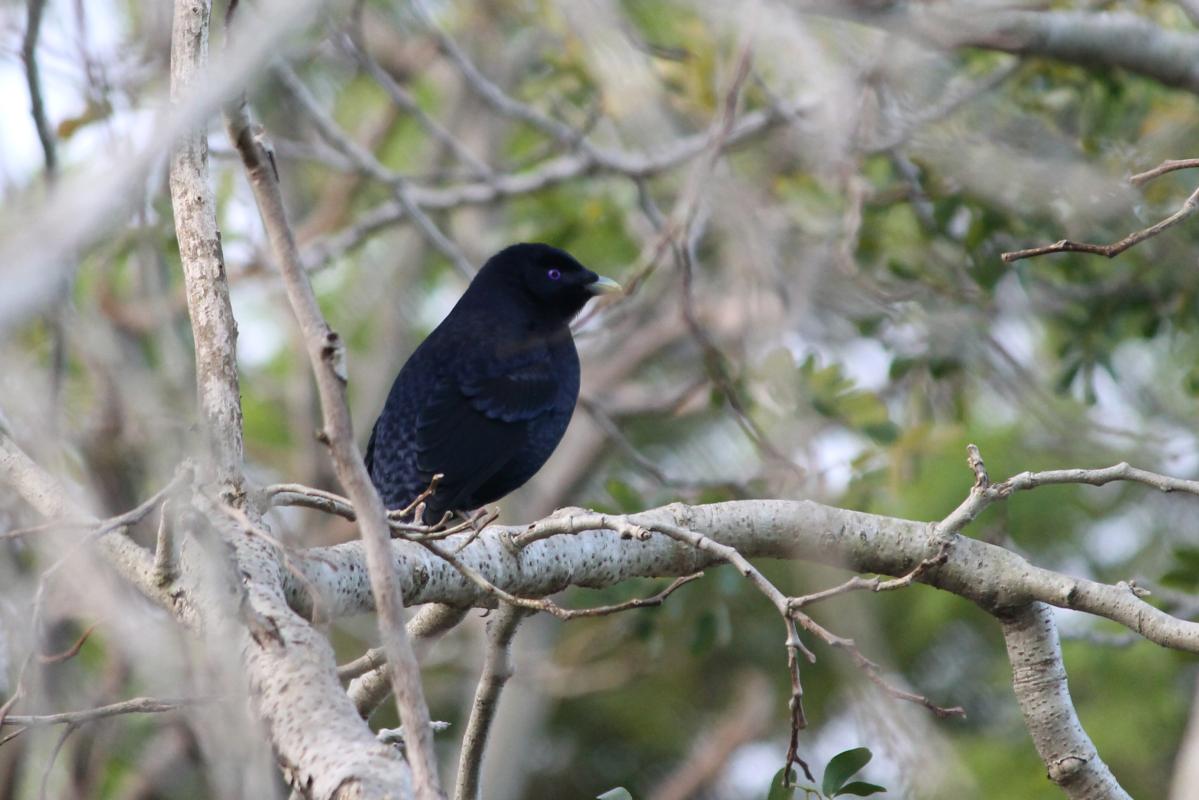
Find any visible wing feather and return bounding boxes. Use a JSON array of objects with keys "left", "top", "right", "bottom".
[{"left": 415, "top": 348, "right": 560, "bottom": 510}]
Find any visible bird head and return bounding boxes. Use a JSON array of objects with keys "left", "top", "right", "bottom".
[{"left": 476, "top": 243, "right": 622, "bottom": 323}]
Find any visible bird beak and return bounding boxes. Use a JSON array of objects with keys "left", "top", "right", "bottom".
[{"left": 586, "top": 275, "right": 623, "bottom": 296}]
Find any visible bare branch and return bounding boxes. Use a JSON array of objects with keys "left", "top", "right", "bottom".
[
  {"left": 20, "top": 0, "right": 57, "bottom": 178},
  {"left": 0, "top": 434, "right": 194, "bottom": 622},
  {"left": 1, "top": 697, "right": 203, "bottom": 729},
  {"left": 1000, "top": 185, "right": 1199, "bottom": 262},
  {"left": 411, "top": 0, "right": 583, "bottom": 148},
  {"left": 348, "top": 604, "right": 470, "bottom": 719},
  {"left": 266, "top": 483, "right": 357, "bottom": 520},
  {"left": 299, "top": 96, "right": 805, "bottom": 273},
  {"left": 338, "top": 647, "right": 387, "bottom": 682},
  {"left": 273, "top": 63, "right": 475, "bottom": 278},
  {"left": 338, "top": 27, "right": 492, "bottom": 179},
  {"left": 1002, "top": 604, "right": 1131, "bottom": 799},
  {"left": 294, "top": 489, "right": 1199, "bottom": 655},
  {"left": 36, "top": 623, "right": 97, "bottom": 665},
  {"left": 453, "top": 604, "right": 529, "bottom": 800},
  {"left": 223, "top": 71, "right": 442, "bottom": 799},
  {"left": 169, "top": 0, "right": 245, "bottom": 492},
  {"left": 787, "top": 540, "right": 952, "bottom": 611},
  {"left": 797, "top": 4, "right": 1199, "bottom": 97},
  {"left": 554, "top": 573, "right": 704, "bottom": 619},
  {"left": 1129, "top": 158, "right": 1199, "bottom": 187}
]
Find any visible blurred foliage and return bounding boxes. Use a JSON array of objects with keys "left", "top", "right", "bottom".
[{"left": 6, "top": 0, "right": 1199, "bottom": 798}]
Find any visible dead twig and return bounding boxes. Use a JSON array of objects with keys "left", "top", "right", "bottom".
[
  {"left": 1129, "top": 158, "right": 1199, "bottom": 187},
  {"left": 223, "top": 43, "right": 443, "bottom": 793},
  {"left": 37, "top": 623, "right": 97, "bottom": 665},
  {"left": 1001, "top": 186, "right": 1199, "bottom": 263},
  {"left": 1, "top": 696, "right": 204, "bottom": 729}
]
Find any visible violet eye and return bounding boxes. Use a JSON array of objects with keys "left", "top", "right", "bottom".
[{"left": 547, "top": 268, "right": 562, "bottom": 280}]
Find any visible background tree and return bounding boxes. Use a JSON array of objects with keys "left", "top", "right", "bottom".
[{"left": 2, "top": 1, "right": 1199, "bottom": 799}]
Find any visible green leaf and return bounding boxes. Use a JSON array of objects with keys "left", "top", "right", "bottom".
[
  {"left": 596, "top": 788, "right": 633, "bottom": 800},
  {"left": 766, "top": 767, "right": 797, "bottom": 800},
  {"left": 822, "top": 748, "right": 873, "bottom": 797},
  {"left": 835, "top": 780, "right": 888, "bottom": 797}
]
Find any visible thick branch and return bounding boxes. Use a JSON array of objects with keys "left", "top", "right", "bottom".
[
  {"left": 289, "top": 500, "right": 1199, "bottom": 655},
  {"left": 798, "top": 4, "right": 1199, "bottom": 96},
  {"left": 1001, "top": 604, "right": 1131, "bottom": 800},
  {"left": 165, "top": 4, "right": 419, "bottom": 797},
  {"left": 169, "top": 0, "right": 244, "bottom": 492}
]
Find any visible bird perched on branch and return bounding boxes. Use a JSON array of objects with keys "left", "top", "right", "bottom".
[{"left": 365, "top": 243, "right": 622, "bottom": 522}]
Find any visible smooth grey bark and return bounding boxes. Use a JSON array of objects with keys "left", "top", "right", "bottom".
[
  {"left": 1001, "top": 603, "right": 1131, "bottom": 800},
  {"left": 288, "top": 501, "right": 1199, "bottom": 656}
]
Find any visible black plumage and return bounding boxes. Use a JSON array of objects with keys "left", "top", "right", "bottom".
[{"left": 365, "top": 243, "right": 621, "bottom": 521}]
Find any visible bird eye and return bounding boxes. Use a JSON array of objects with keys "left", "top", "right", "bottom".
[{"left": 547, "top": 268, "right": 562, "bottom": 280}]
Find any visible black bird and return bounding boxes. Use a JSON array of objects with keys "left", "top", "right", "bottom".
[{"left": 365, "top": 243, "right": 621, "bottom": 521}]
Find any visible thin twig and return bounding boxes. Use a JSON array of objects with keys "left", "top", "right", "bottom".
[
  {"left": 421, "top": 536, "right": 699, "bottom": 621},
  {"left": 21, "top": 0, "right": 57, "bottom": 178},
  {"left": 38, "top": 723, "right": 76, "bottom": 800},
  {"left": 37, "top": 623, "right": 97, "bottom": 665},
  {"left": 273, "top": 63, "right": 475, "bottom": 278},
  {"left": 553, "top": 573, "right": 703, "bottom": 619},
  {"left": 223, "top": 51, "right": 444, "bottom": 797},
  {"left": 783, "top": 619, "right": 814, "bottom": 786},
  {"left": 266, "top": 477, "right": 491, "bottom": 541},
  {"left": 1129, "top": 158, "right": 1199, "bottom": 187},
  {"left": 411, "top": 0, "right": 584, "bottom": 148},
  {"left": 1001, "top": 186, "right": 1199, "bottom": 262},
  {"left": 338, "top": 646, "right": 387, "bottom": 681},
  {"left": 799, "top": 612, "right": 966, "bottom": 719},
  {"left": 1, "top": 465, "right": 191, "bottom": 541},
  {"left": 937, "top": 444, "right": 1199, "bottom": 543},
  {"left": 265, "top": 483, "right": 356, "bottom": 519},
  {"left": 298, "top": 92, "right": 806, "bottom": 273},
  {"left": 338, "top": 25, "right": 492, "bottom": 179},
  {"left": 347, "top": 604, "right": 471, "bottom": 719},
  {"left": 1, "top": 696, "right": 203, "bottom": 728}
]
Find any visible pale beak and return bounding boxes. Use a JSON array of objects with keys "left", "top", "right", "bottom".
[{"left": 586, "top": 275, "right": 623, "bottom": 296}]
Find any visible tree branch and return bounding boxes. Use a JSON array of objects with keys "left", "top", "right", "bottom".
[
  {"left": 797, "top": 4, "right": 1199, "bottom": 96},
  {"left": 20, "top": 0, "right": 56, "bottom": 178},
  {"left": 0, "top": 697, "right": 202, "bottom": 729},
  {"left": 299, "top": 96, "right": 805, "bottom": 273},
  {"left": 1001, "top": 604, "right": 1131, "bottom": 800},
  {"left": 1000, "top": 186, "right": 1199, "bottom": 263},
  {"left": 453, "top": 604, "right": 528, "bottom": 800},
  {"left": 169, "top": 0, "right": 245, "bottom": 493},
  {"left": 290, "top": 494, "right": 1199, "bottom": 654},
  {"left": 348, "top": 603, "right": 469, "bottom": 720},
  {"left": 0, "top": 433, "right": 193, "bottom": 623},
  {"left": 223, "top": 54, "right": 443, "bottom": 798}
]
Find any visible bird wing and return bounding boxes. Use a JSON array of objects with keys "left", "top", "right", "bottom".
[
  {"left": 415, "top": 352, "right": 560, "bottom": 508},
  {"left": 364, "top": 422, "right": 377, "bottom": 473}
]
